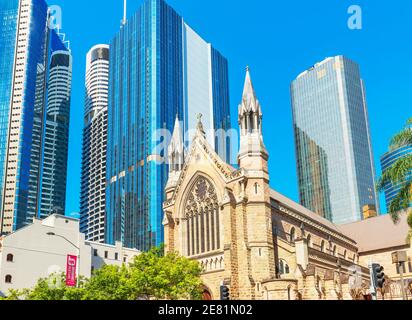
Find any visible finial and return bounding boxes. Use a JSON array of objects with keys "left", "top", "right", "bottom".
[
  {"left": 196, "top": 113, "right": 206, "bottom": 136},
  {"left": 246, "top": 65, "right": 250, "bottom": 72}
]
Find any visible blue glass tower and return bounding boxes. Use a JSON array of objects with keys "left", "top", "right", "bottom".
[
  {"left": 0, "top": 0, "right": 20, "bottom": 233},
  {"left": 106, "top": 0, "right": 230, "bottom": 250},
  {"left": 0, "top": 0, "right": 71, "bottom": 234},
  {"left": 380, "top": 145, "right": 412, "bottom": 211}
]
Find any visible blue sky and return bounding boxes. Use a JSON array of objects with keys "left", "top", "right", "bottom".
[{"left": 52, "top": 0, "right": 412, "bottom": 217}]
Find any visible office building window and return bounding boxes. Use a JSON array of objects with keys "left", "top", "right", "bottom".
[
  {"left": 104, "top": 251, "right": 108, "bottom": 259},
  {"left": 93, "top": 249, "right": 98, "bottom": 257}
]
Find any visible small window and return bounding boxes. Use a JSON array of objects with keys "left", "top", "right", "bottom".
[
  {"left": 396, "top": 262, "right": 406, "bottom": 274},
  {"left": 115, "top": 253, "right": 119, "bottom": 260},
  {"left": 5, "top": 275, "right": 12, "bottom": 283},
  {"left": 104, "top": 251, "right": 108, "bottom": 259},
  {"left": 6, "top": 254, "right": 13, "bottom": 262},
  {"left": 290, "top": 228, "right": 296, "bottom": 243},
  {"left": 279, "top": 259, "right": 290, "bottom": 275},
  {"left": 123, "top": 257, "right": 127, "bottom": 263},
  {"left": 320, "top": 240, "right": 325, "bottom": 252},
  {"left": 307, "top": 235, "right": 312, "bottom": 248},
  {"left": 93, "top": 249, "right": 98, "bottom": 257}
]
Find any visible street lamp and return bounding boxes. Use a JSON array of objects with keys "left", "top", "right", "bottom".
[{"left": 46, "top": 232, "right": 80, "bottom": 287}]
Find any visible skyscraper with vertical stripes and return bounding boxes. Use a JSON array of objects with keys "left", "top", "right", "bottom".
[
  {"left": 80, "top": 45, "right": 110, "bottom": 242},
  {"left": 0, "top": 0, "right": 72, "bottom": 234},
  {"left": 106, "top": 0, "right": 231, "bottom": 251}
]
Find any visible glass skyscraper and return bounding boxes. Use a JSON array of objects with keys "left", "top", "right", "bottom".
[
  {"left": 380, "top": 145, "right": 412, "bottom": 211},
  {"left": 0, "top": 0, "right": 72, "bottom": 234},
  {"left": 291, "top": 56, "right": 378, "bottom": 224},
  {"left": 106, "top": 0, "right": 231, "bottom": 250}
]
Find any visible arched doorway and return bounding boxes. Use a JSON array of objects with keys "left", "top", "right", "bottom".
[{"left": 202, "top": 289, "right": 212, "bottom": 301}]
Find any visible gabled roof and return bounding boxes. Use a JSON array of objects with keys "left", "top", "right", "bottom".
[
  {"left": 270, "top": 189, "right": 352, "bottom": 240},
  {"left": 338, "top": 213, "right": 410, "bottom": 253},
  {"left": 166, "top": 118, "right": 236, "bottom": 203}
]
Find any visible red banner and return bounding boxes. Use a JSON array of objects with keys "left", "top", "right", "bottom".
[{"left": 66, "top": 255, "right": 77, "bottom": 287}]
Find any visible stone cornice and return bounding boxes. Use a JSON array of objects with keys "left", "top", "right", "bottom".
[{"left": 274, "top": 202, "right": 358, "bottom": 249}]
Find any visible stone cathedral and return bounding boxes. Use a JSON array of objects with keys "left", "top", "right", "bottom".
[{"left": 163, "top": 69, "right": 371, "bottom": 300}]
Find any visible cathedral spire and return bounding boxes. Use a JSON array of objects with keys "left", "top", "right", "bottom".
[
  {"left": 168, "top": 115, "right": 185, "bottom": 173},
  {"left": 239, "top": 67, "right": 262, "bottom": 121},
  {"left": 237, "top": 67, "right": 268, "bottom": 170}
]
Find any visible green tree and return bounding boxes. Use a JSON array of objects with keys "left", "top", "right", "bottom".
[
  {"left": 82, "top": 264, "right": 134, "bottom": 300},
  {"left": 0, "top": 273, "right": 86, "bottom": 300},
  {"left": 128, "top": 245, "right": 203, "bottom": 300},
  {"left": 377, "top": 117, "right": 412, "bottom": 241},
  {"left": 1, "top": 246, "right": 203, "bottom": 300}
]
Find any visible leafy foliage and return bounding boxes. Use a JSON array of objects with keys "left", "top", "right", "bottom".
[
  {"left": 0, "top": 246, "right": 203, "bottom": 300},
  {"left": 377, "top": 118, "right": 412, "bottom": 223}
]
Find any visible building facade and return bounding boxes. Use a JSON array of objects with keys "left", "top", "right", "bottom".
[
  {"left": 0, "top": 214, "right": 140, "bottom": 296},
  {"left": 0, "top": 0, "right": 72, "bottom": 234},
  {"left": 163, "top": 69, "right": 371, "bottom": 300},
  {"left": 106, "top": 0, "right": 231, "bottom": 251},
  {"left": 380, "top": 145, "right": 412, "bottom": 211},
  {"left": 36, "top": 49, "right": 72, "bottom": 219},
  {"left": 80, "top": 45, "right": 110, "bottom": 242},
  {"left": 291, "top": 56, "right": 378, "bottom": 224},
  {"left": 341, "top": 213, "right": 412, "bottom": 300}
]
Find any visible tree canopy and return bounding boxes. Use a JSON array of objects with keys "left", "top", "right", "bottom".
[
  {"left": 0, "top": 246, "right": 203, "bottom": 300},
  {"left": 377, "top": 117, "right": 412, "bottom": 241}
]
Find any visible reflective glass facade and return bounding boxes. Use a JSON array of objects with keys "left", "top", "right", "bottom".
[
  {"left": 28, "top": 29, "right": 71, "bottom": 222},
  {"left": 106, "top": 0, "right": 230, "bottom": 250},
  {"left": 0, "top": 0, "right": 19, "bottom": 227},
  {"left": 380, "top": 145, "right": 412, "bottom": 211},
  {"left": 291, "top": 56, "right": 378, "bottom": 224},
  {"left": 0, "top": 0, "right": 71, "bottom": 233}
]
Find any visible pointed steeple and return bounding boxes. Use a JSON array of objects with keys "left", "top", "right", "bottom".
[
  {"left": 239, "top": 67, "right": 262, "bottom": 118},
  {"left": 237, "top": 67, "right": 268, "bottom": 171},
  {"left": 168, "top": 115, "right": 185, "bottom": 173}
]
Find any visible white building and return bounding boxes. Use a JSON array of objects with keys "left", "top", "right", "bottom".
[
  {"left": 0, "top": 214, "right": 139, "bottom": 296},
  {"left": 80, "top": 44, "right": 110, "bottom": 243}
]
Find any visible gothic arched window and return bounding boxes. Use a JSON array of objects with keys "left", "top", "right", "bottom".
[
  {"left": 290, "top": 227, "right": 296, "bottom": 243},
  {"left": 184, "top": 177, "right": 220, "bottom": 256},
  {"left": 279, "top": 259, "right": 290, "bottom": 275}
]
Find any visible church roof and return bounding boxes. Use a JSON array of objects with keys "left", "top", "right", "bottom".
[
  {"left": 271, "top": 190, "right": 346, "bottom": 233},
  {"left": 338, "top": 213, "right": 410, "bottom": 253}
]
